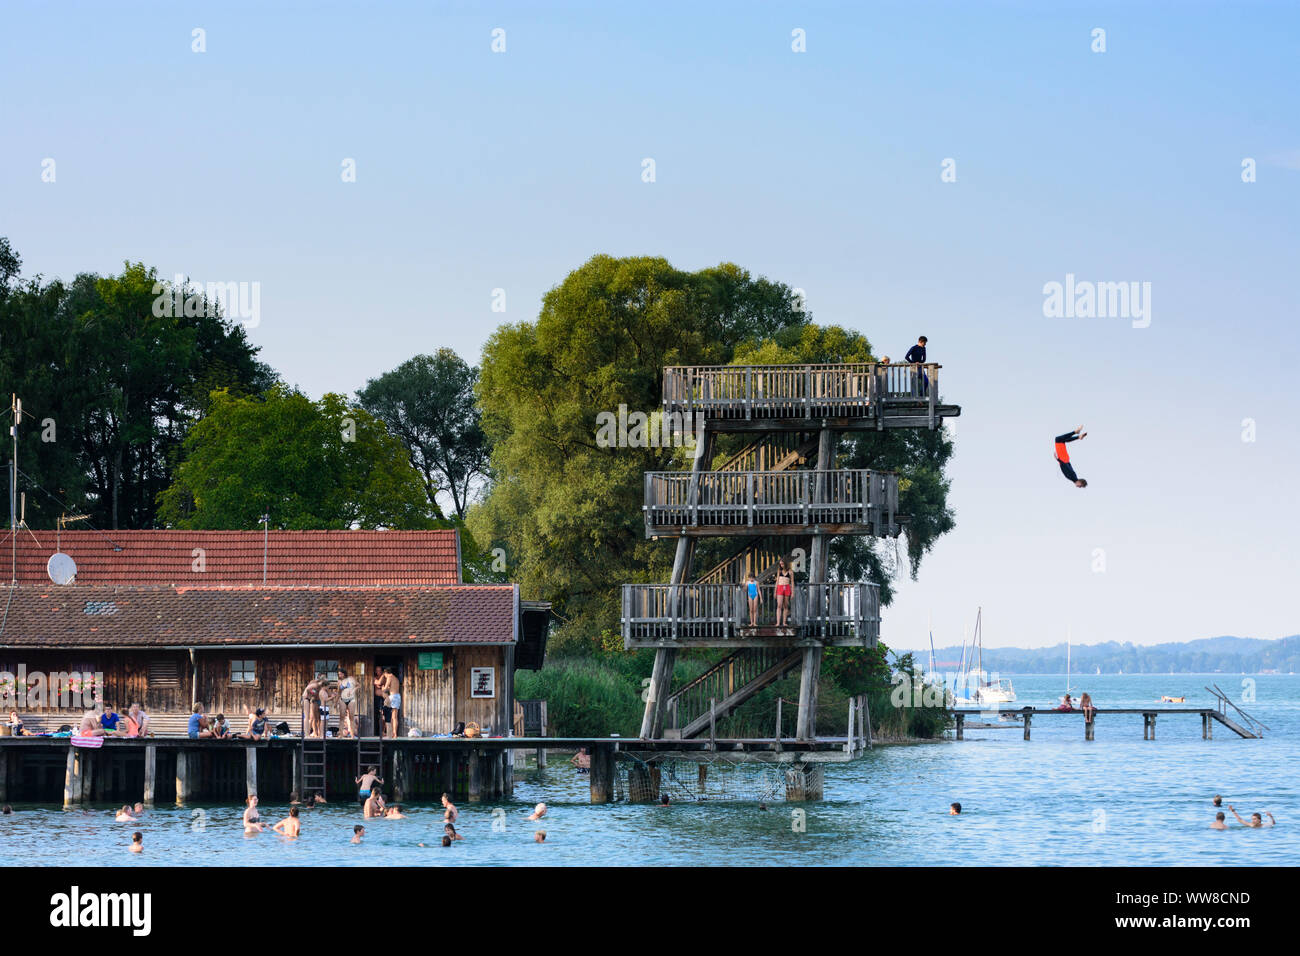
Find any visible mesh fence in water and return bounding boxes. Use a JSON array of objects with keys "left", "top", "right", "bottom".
[{"left": 614, "top": 752, "right": 824, "bottom": 803}]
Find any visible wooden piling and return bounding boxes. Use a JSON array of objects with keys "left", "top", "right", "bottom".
[
  {"left": 955, "top": 713, "right": 964, "bottom": 740},
  {"left": 1149, "top": 713, "right": 1156, "bottom": 740},
  {"left": 467, "top": 749, "right": 482, "bottom": 802},
  {"left": 63, "top": 747, "right": 78, "bottom": 808},
  {"left": 774, "top": 697, "right": 783, "bottom": 752},
  {"left": 245, "top": 746, "right": 258, "bottom": 800},
  {"left": 175, "top": 750, "right": 189, "bottom": 807},
  {"left": 442, "top": 751, "right": 456, "bottom": 799},
  {"left": 81, "top": 751, "right": 94, "bottom": 803},
  {"left": 93, "top": 750, "right": 107, "bottom": 802},
  {"left": 0, "top": 749, "right": 6, "bottom": 803},
  {"left": 589, "top": 744, "right": 614, "bottom": 804},
  {"left": 1023, "top": 712, "right": 1032, "bottom": 741},
  {"left": 142, "top": 744, "right": 157, "bottom": 807},
  {"left": 1085, "top": 717, "right": 1095, "bottom": 741}
]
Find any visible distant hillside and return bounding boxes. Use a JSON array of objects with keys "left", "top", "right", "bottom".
[{"left": 902, "top": 634, "right": 1300, "bottom": 675}]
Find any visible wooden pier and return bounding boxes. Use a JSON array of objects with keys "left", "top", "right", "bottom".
[
  {"left": 950, "top": 706, "right": 1260, "bottom": 741},
  {"left": 0, "top": 731, "right": 868, "bottom": 808}
]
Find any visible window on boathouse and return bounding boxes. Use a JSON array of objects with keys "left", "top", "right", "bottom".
[
  {"left": 313, "top": 660, "right": 340, "bottom": 680},
  {"left": 148, "top": 660, "right": 180, "bottom": 688},
  {"left": 230, "top": 660, "right": 257, "bottom": 685}
]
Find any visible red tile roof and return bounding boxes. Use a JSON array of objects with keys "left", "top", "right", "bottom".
[
  {"left": 0, "top": 530, "right": 460, "bottom": 587},
  {"left": 0, "top": 585, "right": 518, "bottom": 647}
]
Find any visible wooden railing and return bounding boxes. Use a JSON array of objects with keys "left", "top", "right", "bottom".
[
  {"left": 712, "top": 434, "right": 817, "bottom": 474},
  {"left": 645, "top": 469, "right": 899, "bottom": 536},
  {"left": 662, "top": 362, "right": 943, "bottom": 425},
  {"left": 621, "top": 582, "right": 880, "bottom": 645},
  {"left": 665, "top": 647, "right": 802, "bottom": 734}
]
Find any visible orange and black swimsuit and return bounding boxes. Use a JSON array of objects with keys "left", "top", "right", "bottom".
[{"left": 1054, "top": 432, "right": 1080, "bottom": 482}]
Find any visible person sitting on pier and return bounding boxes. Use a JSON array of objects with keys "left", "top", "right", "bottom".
[
  {"left": 243, "top": 795, "right": 263, "bottom": 834},
  {"left": 78, "top": 706, "right": 109, "bottom": 737},
  {"left": 1080, "top": 693, "right": 1097, "bottom": 724},
  {"left": 774, "top": 560, "right": 793, "bottom": 627},
  {"left": 7, "top": 710, "right": 25, "bottom": 736},
  {"left": 1056, "top": 694, "right": 1075, "bottom": 712},
  {"left": 1053, "top": 427, "right": 1088, "bottom": 488},
  {"left": 211, "top": 713, "right": 231, "bottom": 739},
  {"left": 441, "top": 792, "right": 458, "bottom": 824},
  {"left": 126, "top": 703, "right": 149, "bottom": 738},
  {"left": 746, "top": 572, "right": 759, "bottom": 626},
  {"left": 246, "top": 708, "right": 270, "bottom": 741},
  {"left": 187, "top": 703, "right": 214, "bottom": 739},
  {"left": 272, "top": 806, "right": 302, "bottom": 838},
  {"left": 98, "top": 704, "right": 123, "bottom": 736},
  {"left": 356, "top": 766, "right": 384, "bottom": 806},
  {"left": 1227, "top": 805, "right": 1275, "bottom": 828}
]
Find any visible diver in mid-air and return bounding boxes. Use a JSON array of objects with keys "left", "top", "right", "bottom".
[{"left": 1054, "top": 426, "right": 1088, "bottom": 488}]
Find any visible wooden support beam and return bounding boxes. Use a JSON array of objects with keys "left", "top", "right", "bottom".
[
  {"left": 467, "top": 749, "right": 482, "bottom": 803},
  {"left": 291, "top": 747, "right": 301, "bottom": 799},
  {"left": 81, "top": 751, "right": 93, "bottom": 804},
  {"left": 796, "top": 646, "right": 822, "bottom": 739},
  {"left": 94, "top": 750, "right": 107, "bottom": 802},
  {"left": 143, "top": 745, "right": 156, "bottom": 807},
  {"left": 0, "top": 749, "right": 7, "bottom": 803},
  {"left": 1149, "top": 713, "right": 1156, "bottom": 740},
  {"left": 245, "top": 746, "right": 258, "bottom": 801},
  {"left": 955, "top": 713, "right": 964, "bottom": 741},
  {"left": 175, "top": 750, "right": 188, "bottom": 807},
  {"left": 589, "top": 744, "right": 614, "bottom": 804},
  {"left": 503, "top": 748, "right": 514, "bottom": 798},
  {"left": 1023, "top": 712, "right": 1032, "bottom": 741},
  {"left": 63, "top": 747, "right": 78, "bottom": 808},
  {"left": 442, "top": 751, "right": 456, "bottom": 799},
  {"left": 1085, "top": 717, "right": 1095, "bottom": 741}
]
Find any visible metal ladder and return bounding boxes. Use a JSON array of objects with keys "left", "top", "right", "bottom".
[
  {"left": 356, "top": 735, "right": 384, "bottom": 786},
  {"left": 300, "top": 711, "right": 327, "bottom": 799}
]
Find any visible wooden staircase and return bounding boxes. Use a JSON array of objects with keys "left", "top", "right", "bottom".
[{"left": 666, "top": 646, "right": 803, "bottom": 738}]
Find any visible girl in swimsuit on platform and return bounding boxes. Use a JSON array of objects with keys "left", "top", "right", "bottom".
[{"left": 774, "top": 561, "right": 793, "bottom": 627}]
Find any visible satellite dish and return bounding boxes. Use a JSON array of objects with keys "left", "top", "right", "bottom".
[{"left": 48, "top": 552, "right": 78, "bottom": 586}]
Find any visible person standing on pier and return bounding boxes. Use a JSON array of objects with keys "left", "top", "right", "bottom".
[
  {"left": 337, "top": 668, "right": 358, "bottom": 737},
  {"left": 302, "top": 675, "right": 325, "bottom": 738},
  {"left": 1053, "top": 427, "right": 1088, "bottom": 488},
  {"left": 373, "top": 667, "right": 387, "bottom": 736},
  {"left": 381, "top": 668, "right": 402, "bottom": 739},
  {"left": 904, "top": 336, "right": 928, "bottom": 394},
  {"left": 746, "top": 573, "right": 760, "bottom": 626}
]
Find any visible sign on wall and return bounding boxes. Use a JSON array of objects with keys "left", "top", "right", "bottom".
[
  {"left": 470, "top": 667, "right": 495, "bottom": 699},
  {"left": 418, "top": 652, "right": 444, "bottom": 670}
]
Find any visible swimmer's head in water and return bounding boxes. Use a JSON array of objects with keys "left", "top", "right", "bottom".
[
  {"left": 535, "top": 831, "right": 546, "bottom": 843},
  {"left": 1213, "top": 795, "right": 1222, "bottom": 806},
  {"left": 950, "top": 802, "right": 962, "bottom": 814},
  {"left": 132, "top": 831, "right": 142, "bottom": 843},
  {"left": 1216, "top": 812, "right": 1225, "bottom": 821},
  {"left": 1252, "top": 813, "right": 1262, "bottom": 824},
  {"left": 441, "top": 835, "right": 452, "bottom": 847},
  {"left": 354, "top": 825, "right": 364, "bottom": 834}
]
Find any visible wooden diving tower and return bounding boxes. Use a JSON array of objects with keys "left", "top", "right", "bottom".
[{"left": 627, "top": 361, "right": 959, "bottom": 754}]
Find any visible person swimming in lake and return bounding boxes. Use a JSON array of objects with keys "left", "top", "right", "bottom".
[
  {"left": 444, "top": 823, "right": 464, "bottom": 842},
  {"left": 441, "top": 792, "right": 458, "bottom": 824},
  {"left": 950, "top": 802, "right": 962, "bottom": 815},
  {"left": 1228, "top": 805, "right": 1276, "bottom": 828},
  {"left": 384, "top": 804, "right": 407, "bottom": 820},
  {"left": 129, "top": 831, "right": 143, "bottom": 854},
  {"left": 363, "top": 791, "right": 385, "bottom": 819},
  {"left": 243, "top": 795, "right": 263, "bottom": 834},
  {"left": 115, "top": 805, "right": 136, "bottom": 822},
  {"left": 352, "top": 825, "right": 365, "bottom": 844},
  {"left": 527, "top": 802, "right": 547, "bottom": 821},
  {"left": 272, "top": 806, "right": 302, "bottom": 838},
  {"left": 570, "top": 747, "right": 590, "bottom": 773},
  {"left": 1211, "top": 812, "right": 1228, "bottom": 830}
]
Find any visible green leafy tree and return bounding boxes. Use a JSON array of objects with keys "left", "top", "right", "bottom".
[
  {"left": 157, "top": 387, "right": 435, "bottom": 530},
  {"left": 469, "top": 255, "right": 810, "bottom": 650},
  {"left": 356, "top": 349, "right": 488, "bottom": 520}
]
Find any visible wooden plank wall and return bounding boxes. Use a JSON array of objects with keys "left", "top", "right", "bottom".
[{"left": 1, "top": 646, "right": 514, "bottom": 735}]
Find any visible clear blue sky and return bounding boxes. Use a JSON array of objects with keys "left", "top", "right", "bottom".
[{"left": 3, "top": 1, "right": 1297, "bottom": 649}]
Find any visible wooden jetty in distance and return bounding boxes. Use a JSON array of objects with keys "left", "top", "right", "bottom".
[{"left": 952, "top": 704, "right": 1261, "bottom": 741}]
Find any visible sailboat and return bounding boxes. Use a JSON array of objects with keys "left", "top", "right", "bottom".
[
  {"left": 954, "top": 607, "right": 1016, "bottom": 704},
  {"left": 1058, "top": 629, "right": 1074, "bottom": 707}
]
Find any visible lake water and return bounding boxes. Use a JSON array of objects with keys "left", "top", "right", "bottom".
[{"left": 2, "top": 675, "right": 1295, "bottom": 866}]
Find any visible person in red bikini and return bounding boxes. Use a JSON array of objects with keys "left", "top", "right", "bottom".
[{"left": 774, "top": 560, "right": 793, "bottom": 627}]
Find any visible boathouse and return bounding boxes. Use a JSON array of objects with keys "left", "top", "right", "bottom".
[{"left": 0, "top": 530, "right": 550, "bottom": 805}]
